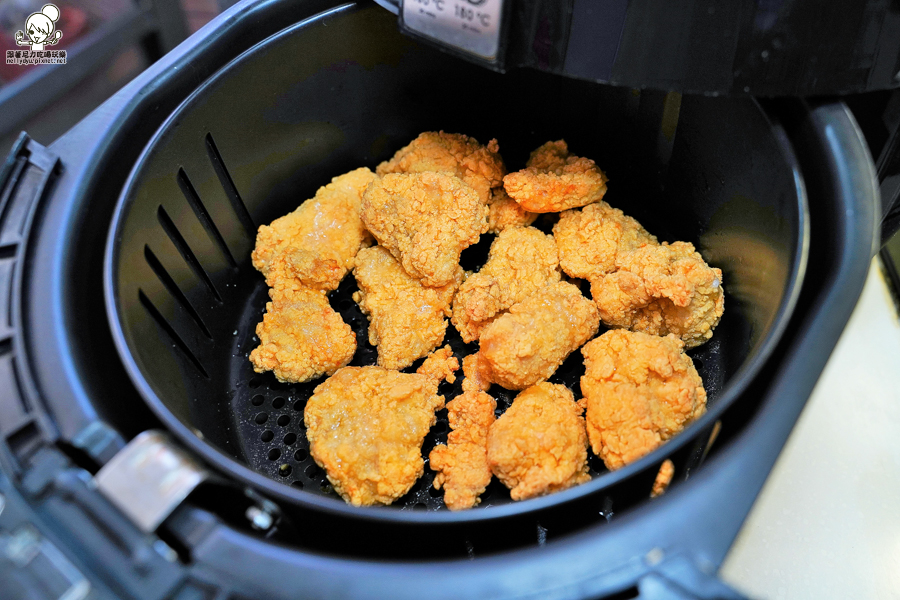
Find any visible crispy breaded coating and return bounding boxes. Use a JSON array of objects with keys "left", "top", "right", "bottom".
[
  {"left": 429, "top": 390, "right": 497, "bottom": 510},
  {"left": 554, "top": 203, "right": 722, "bottom": 348},
  {"left": 487, "top": 188, "right": 538, "bottom": 233},
  {"left": 477, "top": 281, "right": 600, "bottom": 390},
  {"left": 249, "top": 285, "right": 356, "bottom": 383},
  {"left": 579, "top": 330, "right": 706, "bottom": 471},
  {"left": 461, "top": 353, "right": 492, "bottom": 393},
  {"left": 353, "top": 246, "right": 462, "bottom": 370},
  {"left": 553, "top": 201, "right": 657, "bottom": 280},
  {"left": 503, "top": 140, "right": 608, "bottom": 213},
  {"left": 651, "top": 459, "right": 675, "bottom": 498},
  {"left": 451, "top": 227, "right": 561, "bottom": 342},
  {"left": 304, "top": 366, "right": 445, "bottom": 506},
  {"left": 590, "top": 242, "right": 724, "bottom": 348},
  {"left": 416, "top": 345, "right": 460, "bottom": 384},
  {"left": 486, "top": 383, "right": 591, "bottom": 500},
  {"left": 251, "top": 167, "right": 376, "bottom": 291},
  {"left": 376, "top": 131, "right": 505, "bottom": 204},
  {"left": 361, "top": 172, "right": 489, "bottom": 287}
]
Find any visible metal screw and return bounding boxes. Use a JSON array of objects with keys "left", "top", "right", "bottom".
[{"left": 246, "top": 506, "right": 273, "bottom": 530}]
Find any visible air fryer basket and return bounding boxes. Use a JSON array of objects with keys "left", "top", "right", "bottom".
[{"left": 105, "top": 4, "right": 807, "bottom": 519}]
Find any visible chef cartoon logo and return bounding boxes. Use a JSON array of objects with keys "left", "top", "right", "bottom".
[{"left": 6, "top": 4, "right": 67, "bottom": 65}]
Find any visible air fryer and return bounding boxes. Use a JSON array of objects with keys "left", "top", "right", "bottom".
[{"left": 0, "top": 1, "right": 887, "bottom": 599}]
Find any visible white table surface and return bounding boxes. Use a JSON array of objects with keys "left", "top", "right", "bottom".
[{"left": 720, "top": 259, "right": 900, "bottom": 599}]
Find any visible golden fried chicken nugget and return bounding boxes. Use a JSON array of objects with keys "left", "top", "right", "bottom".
[
  {"left": 503, "top": 140, "right": 608, "bottom": 213},
  {"left": 579, "top": 330, "right": 706, "bottom": 471},
  {"left": 487, "top": 188, "right": 538, "bottom": 233},
  {"left": 477, "top": 281, "right": 600, "bottom": 390},
  {"left": 353, "top": 246, "right": 462, "bottom": 370},
  {"left": 429, "top": 390, "right": 497, "bottom": 510},
  {"left": 376, "top": 131, "right": 505, "bottom": 204},
  {"left": 553, "top": 201, "right": 657, "bottom": 280},
  {"left": 361, "top": 172, "right": 489, "bottom": 287},
  {"left": 416, "top": 345, "right": 460, "bottom": 384},
  {"left": 304, "top": 366, "right": 445, "bottom": 506},
  {"left": 590, "top": 242, "right": 724, "bottom": 348},
  {"left": 251, "top": 167, "right": 376, "bottom": 291},
  {"left": 451, "top": 227, "right": 560, "bottom": 342},
  {"left": 249, "top": 286, "right": 356, "bottom": 383},
  {"left": 486, "top": 383, "right": 591, "bottom": 500}
]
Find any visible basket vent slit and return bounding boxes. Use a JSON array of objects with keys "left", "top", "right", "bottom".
[
  {"left": 143, "top": 245, "right": 213, "bottom": 339},
  {"left": 138, "top": 289, "right": 210, "bottom": 378},
  {"left": 205, "top": 133, "right": 256, "bottom": 238},
  {"left": 176, "top": 167, "right": 237, "bottom": 268},
  {"left": 157, "top": 205, "right": 223, "bottom": 303}
]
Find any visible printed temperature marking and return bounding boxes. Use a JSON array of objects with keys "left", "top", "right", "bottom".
[{"left": 403, "top": 0, "right": 502, "bottom": 60}]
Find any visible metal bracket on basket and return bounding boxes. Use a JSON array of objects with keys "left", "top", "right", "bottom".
[{"left": 94, "top": 430, "right": 208, "bottom": 533}]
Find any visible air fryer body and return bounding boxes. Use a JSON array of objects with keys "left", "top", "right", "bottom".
[
  {"left": 395, "top": 0, "right": 900, "bottom": 96},
  {"left": 0, "top": 0, "right": 881, "bottom": 599}
]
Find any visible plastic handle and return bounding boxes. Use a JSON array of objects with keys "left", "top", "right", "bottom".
[{"left": 0, "top": 133, "right": 60, "bottom": 455}]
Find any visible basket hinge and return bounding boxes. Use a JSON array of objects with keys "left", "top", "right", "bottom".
[{"left": 94, "top": 430, "right": 209, "bottom": 533}]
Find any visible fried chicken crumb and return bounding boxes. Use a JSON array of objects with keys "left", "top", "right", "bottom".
[
  {"left": 417, "top": 345, "right": 460, "bottom": 384},
  {"left": 461, "top": 353, "right": 492, "bottom": 393},
  {"left": 651, "top": 459, "right": 675, "bottom": 498}
]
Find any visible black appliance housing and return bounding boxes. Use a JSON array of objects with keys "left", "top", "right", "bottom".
[
  {"left": 0, "top": 1, "right": 889, "bottom": 599},
  {"left": 391, "top": 0, "right": 900, "bottom": 96}
]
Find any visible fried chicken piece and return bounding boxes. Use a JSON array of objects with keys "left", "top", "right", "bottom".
[
  {"left": 451, "top": 227, "right": 561, "bottom": 342},
  {"left": 487, "top": 188, "right": 538, "bottom": 233},
  {"left": 429, "top": 390, "right": 496, "bottom": 510},
  {"left": 554, "top": 203, "right": 722, "bottom": 348},
  {"left": 503, "top": 140, "right": 608, "bottom": 213},
  {"left": 651, "top": 459, "right": 675, "bottom": 498},
  {"left": 417, "top": 345, "right": 460, "bottom": 384},
  {"left": 251, "top": 167, "right": 376, "bottom": 291},
  {"left": 486, "top": 383, "right": 591, "bottom": 500},
  {"left": 590, "top": 242, "right": 724, "bottom": 348},
  {"left": 361, "top": 172, "right": 489, "bottom": 287},
  {"left": 579, "top": 330, "right": 706, "bottom": 471},
  {"left": 376, "top": 131, "right": 505, "bottom": 204},
  {"left": 304, "top": 366, "right": 445, "bottom": 506},
  {"left": 353, "top": 246, "right": 462, "bottom": 370},
  {"left": 553, "top": 201, "right": 657, "bottom": 280},
  {"left": 477, "top": 281, "right": 600, "bottom": 390},
  {"left": 249, "top": 285, "right": 356, "bottom": 383}
]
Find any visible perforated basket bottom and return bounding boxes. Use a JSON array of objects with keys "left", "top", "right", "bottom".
[{"left": 227, "top": 219, "right": 726, "bottom": 511}]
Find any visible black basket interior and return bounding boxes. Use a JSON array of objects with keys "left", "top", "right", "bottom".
[{"left": 107, "top": 4, "right": 804, "bottom": 513}]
